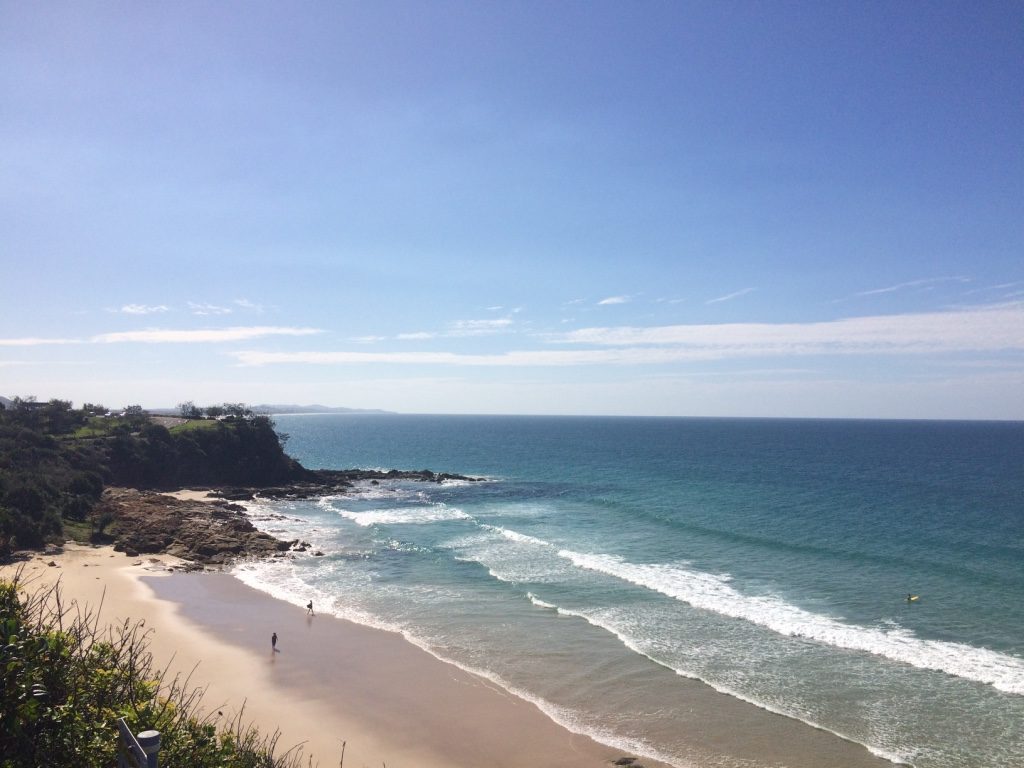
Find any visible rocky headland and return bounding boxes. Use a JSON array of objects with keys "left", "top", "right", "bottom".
[
  {"left": 210, "top": 467, "right": 482, "bottom": 501},
  {"left": 100, "top": 469, "right": 481, "bottom": 567}
]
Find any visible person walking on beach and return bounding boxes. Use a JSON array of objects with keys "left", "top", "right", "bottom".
[
  {"left": 306, "top": 600, "right": 314, "bottom": 616},
  {"left": 272, "top": 632, "right": 278, "bottom": 651}
]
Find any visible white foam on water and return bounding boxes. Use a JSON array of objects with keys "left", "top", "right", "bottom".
[
  {"left": 315, "top": 494, "right": 348, "bottom": 510},
  {"left": 230, "top": 562, "right": 691, "bottom": 768},
  {"left": 332, "top": 503, "right": 472, "bottom": 527},
  {"left": 523, "top": 594, "right": 917, "bottom": 766},
  {"left": 350, "top": 483, "right": 429, "bottom": 502},
  {"left": 231, "top": 558, "right": 392, "bottom": 632},
  {"left": 481, "top": 524, "right": 554, "bottom": 548},
  {"left": 235, "top": 515, "right": 915, "bottom": 767},
  {"left": 559, "top": 549, "right": 1024, "bottom": 696},
  {"left": 449, "top": 526, "right": 572, "bottom": 584},
  {"left": 311, "top": 482, "right": 426, "bottom": 507},
  {"left": 526, "top": 592, "right": 558, "bottom": 610},
  {"left": 438, "top": 477, "right": 476, "bottom": 487},
  {"left": 243, "top": 499, "right": 336, "bottom": 545}
]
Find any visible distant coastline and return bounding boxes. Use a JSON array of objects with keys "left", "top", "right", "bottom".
[{"left": 146, "top": 403, "right": 394, "bottom": 416}]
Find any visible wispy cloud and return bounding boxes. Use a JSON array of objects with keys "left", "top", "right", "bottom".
[
  {"left": 231, "top": 304, "right": 1024, "bottom": 368},
  {"left": 0, "top": 337, "right": 81, "bottom": 346},
  {"left": 558, "top": 303, "right": 1024, "bottom": 354},
  {"left": 188, "top": 302, "right": 232, "bottom": 316},
  {"left": 118, "top": 304, "right": 169, "bottom": 315},
  {"left": 598, "top": 295, "right": 631, "bottom": 305},
  {"left": 964, "top": 281, "right": 1023, "bottom": 297},
  {"left": 232, "top": 348, "right": 686, "bottom": 367},
  {"left": 91, "top": 326, "right": 322, "bottom": 343},
  {"left": 233, "top": 298, "right": 264, "bottom": 313},
  {"left": 853, "top": 276, "right": 970, "bottom": 298},
  {"left": 706, "top": 288, "right": 755, "bottom": 305},
  {"left": 394, "top": 316, "right": 516, "bottom": 341},
  {"left": 448, "top": 317, "right": 514, "bottom": 336},
  {"left": 397, "top": 331, "right": 436, "bottom": 341}
]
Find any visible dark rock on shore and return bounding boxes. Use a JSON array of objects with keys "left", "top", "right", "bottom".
[
  {"left": 210, "top": 468, "right": 483, "bottom": 502},
  {"left": 95, "top": 468, "right": 481, "bottom": 566},
  {"left": 97, "top": 488, "right": 292, "bottom": 566}
]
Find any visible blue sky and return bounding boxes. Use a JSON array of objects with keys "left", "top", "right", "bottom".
[{"left": 2, "top": 1, "right": 1022, "bottom": 418}]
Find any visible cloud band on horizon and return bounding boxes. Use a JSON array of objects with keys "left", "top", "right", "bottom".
[
  {"left": 91, "top": 326, "right": 323, "bottom": 343},
  {"left": 231, "top": 304, "right": 1024, "bottom": 367}
]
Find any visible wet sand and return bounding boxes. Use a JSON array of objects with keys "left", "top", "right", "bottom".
[
  {"left": 2, "top": 544, "right": 895, "bottom": 768},
  {"left": 1, "top": 545, "right": 645, "bottom": 768}
]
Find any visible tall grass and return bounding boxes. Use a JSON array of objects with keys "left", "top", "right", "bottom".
[{"left": 0, "top": 569, "right": 315, "bottom": 768}]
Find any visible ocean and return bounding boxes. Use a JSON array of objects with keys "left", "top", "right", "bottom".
[{"left": 231, "top": 414, "right": 1024, "bottom": 768}]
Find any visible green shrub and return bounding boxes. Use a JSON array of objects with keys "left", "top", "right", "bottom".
[
  {"left": 0, "top": 398, "right": 306, "bottom": 548},
  {"left": 0, "top": 573, "right": 309, "bottom": 768}
]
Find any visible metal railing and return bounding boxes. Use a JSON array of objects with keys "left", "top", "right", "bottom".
[{"left": 117, "top": 717, "right": 161, "bottom": 768}]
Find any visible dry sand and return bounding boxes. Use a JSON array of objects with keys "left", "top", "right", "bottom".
[
  {"left": 1, "top": 544, "right": 647, "bottom": 768},
  {"left": 4, "top": 541, "right": 894, "bottom": 768}
]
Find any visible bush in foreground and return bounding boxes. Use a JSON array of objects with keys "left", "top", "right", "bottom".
[{"left": 0, "top": 572, "right": 310, "bottom": 768}]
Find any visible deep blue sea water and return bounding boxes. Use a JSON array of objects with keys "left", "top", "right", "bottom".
[{"left": 232, "top": 415, "right": 1024, "bottom": 767}]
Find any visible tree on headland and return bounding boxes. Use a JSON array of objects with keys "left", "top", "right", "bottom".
[
  {"left": 0, "top": 401, "right": 108, "bottom": 553},
  {"left": 39, "top": 399, "right": 85, "bottom": 435},
  {"left": 121, "top": 405, "right": 148, "bottom": 427},
  {"left": 177, "top": 401, "right": 204, "bottom": 420},
  {"left": 222, "top": 402, "right": 255, "bottom": 420},
  {"left": 0, "top": 396, "right": 303, "bottom": 554}
]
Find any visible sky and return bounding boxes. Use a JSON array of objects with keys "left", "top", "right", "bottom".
[{"left": 1, "top": 1, "right": 1022, "bottom": 419}]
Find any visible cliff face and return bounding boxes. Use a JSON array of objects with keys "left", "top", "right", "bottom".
[
  {"left": 97, "top": 488, "right": 294, "bottom": 565},
  {"left": 105, "top": 417, "right": 308, "bottom": 490},
  {"left": 1, "top": 399, "right": 483, "bottom": 563}
]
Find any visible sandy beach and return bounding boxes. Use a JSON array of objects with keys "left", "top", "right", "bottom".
[{"left": 2, "top": 544, "right": 652, "bottom": 768}]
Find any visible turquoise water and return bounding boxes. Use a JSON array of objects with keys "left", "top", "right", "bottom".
[{"left": 233, "top": 415, "right": 1024, "bottom": 767}]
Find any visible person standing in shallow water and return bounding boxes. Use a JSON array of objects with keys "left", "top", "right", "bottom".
[{"left": 272, "top": 632, "right": 278, "bottom": 651}]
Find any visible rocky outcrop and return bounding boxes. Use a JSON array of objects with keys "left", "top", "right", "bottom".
[
  {"left": 97, "top": 487, "right": 293, "bottom": 565},
  {"left": 97, "top": 468, "right": 482, "bottom": 566},
  {"left": 209, "top": 468, "right": 482, "bottom": 502}
]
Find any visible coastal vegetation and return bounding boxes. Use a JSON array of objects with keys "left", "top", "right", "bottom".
[
  {"left": 0, "top": 396, "right": 477, "bottom": 768},
  {"left": 0, "top": 397, "right": 321, "bottom": 766},
  {"left": 0, "top": 571, "right": 305, "bottom": 768},
  {"left": 0, "top": 397, "right": 303, "bottom": 556}
]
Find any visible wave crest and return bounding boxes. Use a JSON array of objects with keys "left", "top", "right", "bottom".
[
  {"left": 559, "top": 549, "right": 1024, "bottom": 695},
  {"left": 336, "top": 503, "right": 471, "bottom": 527}
]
